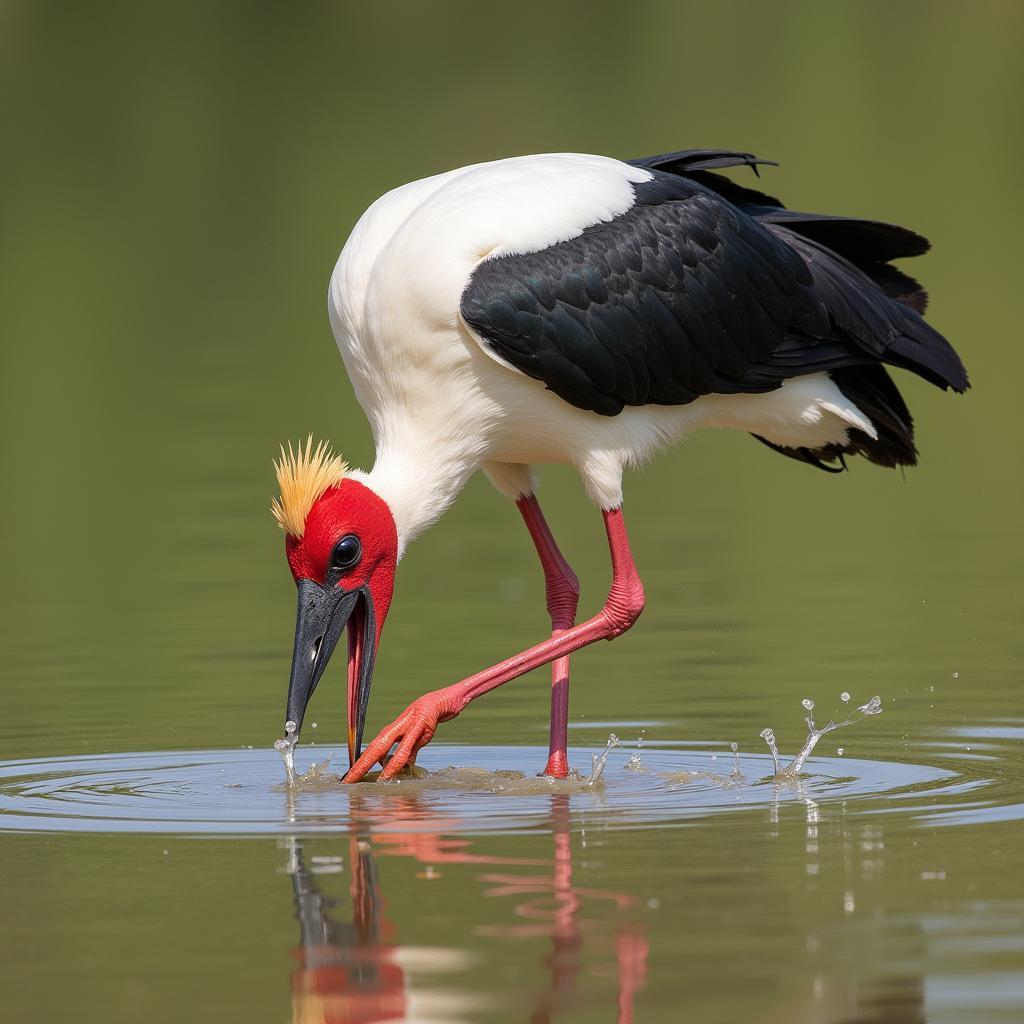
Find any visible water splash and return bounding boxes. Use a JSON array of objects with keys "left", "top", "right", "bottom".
[
  {"left": 759, "top": 728, "right": 782, "bottom": 775},
  {"left": 587, "top": 733, "right": 620, "bottom": 786},
  {"left": 295, "top": 753, "right": 335, "bottom": 786},
  {"left": 761, "top": 696, "right": 883, "bottom": 777},
  {"left": 273, "top": 720, "right": 298, "bottom": 787},
  {"left": 730, "top": 742, "right": 741, "bottom": 778}
]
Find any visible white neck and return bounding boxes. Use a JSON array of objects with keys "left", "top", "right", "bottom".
[{"left": 349, "top": 442, "right": 479, "bottom": 558}]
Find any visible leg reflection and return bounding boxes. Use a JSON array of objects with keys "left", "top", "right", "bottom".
[
  {"left": 283, "top": 793, "right": 648, "bottom": 1023},
  {"left": 475, "top": 794, "right": 648, "bottom": 1023}
]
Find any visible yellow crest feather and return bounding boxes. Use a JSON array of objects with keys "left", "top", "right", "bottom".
[{"left": 271, "top": 436, "right": 347, "bottom": 538}]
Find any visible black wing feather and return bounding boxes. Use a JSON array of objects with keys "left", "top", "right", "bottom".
[
  {"left": 463, "top": 177, "right": 809, "bottom": 415},
  {"left": 460, "top": 151, "right": 968, "bottom": 421}
]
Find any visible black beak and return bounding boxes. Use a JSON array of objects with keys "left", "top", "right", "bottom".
[{"left": 284, "top": 578, "right": 376, "bottom": 767}]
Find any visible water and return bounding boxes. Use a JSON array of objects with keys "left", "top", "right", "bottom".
[
  {"left": 585, "top": 731, "right": 620, "bottom": 785},
  {"left": 3, "top": 5, "right": 1024, "bottom": 1022},
  {"left": 762, "top": 695, "right": 885, "bottom": 776},
  {"left": 274, "top": 720, "right": 299, "bottom": 787},
  {"left": 2, "top": 736, "right": 1023, "bottom": 1023},
  {"left": 0, "top": 740, "right": 964, "bottom": 835}
]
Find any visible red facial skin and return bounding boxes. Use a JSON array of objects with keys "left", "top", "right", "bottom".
[
  {"left": 285, "top": 479, "right": 398, "bottom": 763},
  {"left": 285, "top": 479, "right": 398, "bottom": 644}
]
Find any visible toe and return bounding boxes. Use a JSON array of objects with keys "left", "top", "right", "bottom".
[{"left": 380, "top": 726, "right": 423, "bottom": 780}]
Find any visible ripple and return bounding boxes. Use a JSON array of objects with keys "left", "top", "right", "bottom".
[{"left": 0, "top": 742, "right": 992, "bottom": 836}]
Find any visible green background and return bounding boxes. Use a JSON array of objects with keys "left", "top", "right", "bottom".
[{"left": 1, "top": 2, "right": 1022, "bottom": 1022}]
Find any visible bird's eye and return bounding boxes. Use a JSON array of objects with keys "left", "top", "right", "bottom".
[{"left": 331, "top": 534, "right": 362, "bottom": 572}]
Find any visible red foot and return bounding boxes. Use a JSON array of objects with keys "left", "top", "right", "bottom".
[{"left": 345, "top": 687, "right": 461, "bottom": 782}]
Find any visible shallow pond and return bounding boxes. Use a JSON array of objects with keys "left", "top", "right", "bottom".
[
  {"left": 3, "top": 4, "right": 1024, "bottom": 1023},
  {"left": 3, "top": 714, "right": 1023, "bottom": 1022}
]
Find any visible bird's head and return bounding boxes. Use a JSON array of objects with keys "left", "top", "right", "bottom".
[{"left": 272, "top": 438, "right": 397, "bottom": 768}]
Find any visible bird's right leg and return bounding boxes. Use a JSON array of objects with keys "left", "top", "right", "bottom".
[{"left": 516, "top": 494, "right": 580, "bottom": 778}]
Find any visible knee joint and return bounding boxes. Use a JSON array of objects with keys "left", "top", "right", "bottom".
[
  {"left": 545, "top": 566, "right": 580, "bottom": 629},
  {"left": 602, "top": 576, "right": 645, "bottom": 637}
]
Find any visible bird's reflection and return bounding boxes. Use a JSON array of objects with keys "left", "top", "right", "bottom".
[
  {"left": 286, "top": 834, "right": 406, "bottom": 1023},
  {"left": 472, "top": 795, "right": 647, "bottom": 1024},
  {"left": 282, "top": 783, "right": 928, "bottom": 1024},
  {"left": 282, "top": 793, "right": 648, "bottom": 1024}
]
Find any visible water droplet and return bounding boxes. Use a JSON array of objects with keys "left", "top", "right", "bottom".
[
  {"left": 730, "top": 742, "right": 738, "bottom": 752},
  {"left": 953, "top": 671, "right": 959, "bottom": 679},
  {"left": 840, "top": 691, "right": 851, "bottom": 703},
  {"left": 311, "top": 721, "right": 318, "bottom": 729},
  {"left": 837, "top": 747, "right": 844, "bottom": 756},
  {"left": 587, "top": 733, "right": 620, "bottom": 785},
  {"left": 802, "top": 698, "right": 815, "bottom": 711},
  {"left": 275, "top": 722, "right": 300, "bottom": 786},
  {"left": 759, "top": 728, "right": 781, "bottom": 775},
  {"left": 843, "top": 892, "right": 856, "bottom": 913},
  {"left": 779, "top": 692, "right": 884, "bottom": 775},
  {"left": 646, "top": 897, "right": 660, "bottom": 910}
]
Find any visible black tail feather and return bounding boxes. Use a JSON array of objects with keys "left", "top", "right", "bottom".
[
  {"left": 827, "top": 364, "right": 917, "bottom": 467},
  {"left": 752, "top": 364, "right": 918, "bottom": 472},
  {"left": 757, "top": 209, "right": 930, "bottom": 261},
  {"left": 866, "top": 262, "right": 929, "bottom": 313},
  {"left": 644, "top": 152, "right": 938, "bottom": 317},
  {"left": 752, "top": 434, "right": 848, "bottom": 473},
  {"left": 628, "top": 146, "right": 969, "bottom": 473},
  {"left": 764, "top": 226, "right": 970, "bottom": 394},
  {"left": 628, "top": 149, "right": 785, "bottom": 208},
  {"left": 757, "top": 210, "right": 931, "bottom": 314}
]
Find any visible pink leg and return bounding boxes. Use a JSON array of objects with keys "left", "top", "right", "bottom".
[
  {"left": 347, "top": 507, "right": 645, "bottom": 782},
  {"left": 517, "top": 495, "right": 580, "bottom": 778}
]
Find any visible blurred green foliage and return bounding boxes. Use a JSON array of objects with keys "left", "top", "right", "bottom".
[{"left": 0, "top": 0, "right": 1020, "bottom": 756}]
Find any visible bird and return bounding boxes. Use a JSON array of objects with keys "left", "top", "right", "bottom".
[{"left": 271, "top": 148, "right": 968, "bottom": 783}]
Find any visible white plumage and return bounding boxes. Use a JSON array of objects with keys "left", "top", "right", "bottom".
[{"left": 328, "top": 153, "right": 875, "bottom": 553}]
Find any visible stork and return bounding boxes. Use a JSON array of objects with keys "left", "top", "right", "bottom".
[{"left": 272, "top": 149, "right": 968, "bottom": 783}]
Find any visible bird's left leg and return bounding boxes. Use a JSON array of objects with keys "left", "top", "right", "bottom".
[
  {"left": 516, "top": 494, "right": 580, "bottom": 778},
  {"left": 347, "top": 506, "right": 644, "bottom": 782}
]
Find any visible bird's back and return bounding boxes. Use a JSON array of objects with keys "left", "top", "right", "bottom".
[
  {"left": 460, "top": 149, "right": 968, "bottom": 471},
  {"left": 329, "top": 149, "right": 967, "bottom": 475}
]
